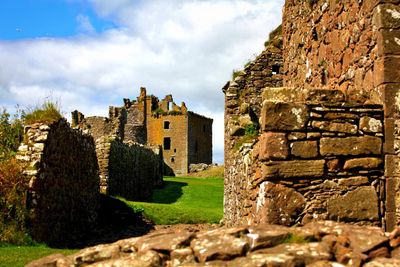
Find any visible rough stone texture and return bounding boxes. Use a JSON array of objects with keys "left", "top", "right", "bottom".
[
  {"left": 17, "top": 119, "right": 100, "bottom": 247},
  {"left": 327, "top": 186, "right": 380, "bottom": 221},
  {"left": 253, "top": 182, "right": 306, "bottom": 225},
  {"left": 261, "top": 160, "right": 325, "bottom": 179},
  {"left": 223, "top": 25, "right": 283, "bottom": 226},
  {"left": 320, "top": 136, "right": 382, "bottom": 156},
  {"left": 258, "top": 132, "right": 289, "bottom": 160},
  {"left": 290, "top": 140, "right": 318, "bottom": 158},
  {"left": 29, "top": 221, "right": 400, "bottom": 267},
  {"left": 223, "top": 0, "right": 399, "bottom": 231},
  {"left": 261, "top": 102, "right": 309, "bottom": 131}
]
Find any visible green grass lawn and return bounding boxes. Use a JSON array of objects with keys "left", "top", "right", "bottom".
[
  {"left": 123, "top": 176, "right": 223, "bottom": 224},
  {"left": 0, "top": 245, "right": 77, "bottom": 267}
]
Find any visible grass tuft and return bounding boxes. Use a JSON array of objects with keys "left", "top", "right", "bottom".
[{"left": 23, "top": 101, "right": 62, "bottom": 125}]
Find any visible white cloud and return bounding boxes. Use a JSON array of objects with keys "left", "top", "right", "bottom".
[
  {"left": 0, "top": 0, "right": 284, "bottom": 163},
  {"left": 76, "top": 14, "right": 96, "bottom": 34}
]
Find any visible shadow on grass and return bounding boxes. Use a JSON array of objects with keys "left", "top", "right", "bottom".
[
  {"left": 75, "top": 195, "right": 155, "bottom": 248},
  {"left": 148, "top": 181, "right": 188, "bottom": 204}
]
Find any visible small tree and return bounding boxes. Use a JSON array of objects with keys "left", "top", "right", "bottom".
[{"left": 0, "top": 109, "right": 23, "bottom": 161}]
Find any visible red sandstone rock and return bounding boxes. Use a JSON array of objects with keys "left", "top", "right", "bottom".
[{"left": 258, "top": 132, "right": 289, "bottom": 160}]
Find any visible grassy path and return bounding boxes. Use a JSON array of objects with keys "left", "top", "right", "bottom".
[{"left": 124, "top": 176, "right": 224, "bottom": 224}]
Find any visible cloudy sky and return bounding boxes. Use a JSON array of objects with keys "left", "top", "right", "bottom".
[{"left": 0, "top": 0, "right": 284, "bottom": 163}]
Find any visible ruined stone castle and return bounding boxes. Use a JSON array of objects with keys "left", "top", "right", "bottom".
[
  {"left": 224, "top": 0, "right": 400, "bottom": 231},
  {"left": 72, "top": 87, "right": 213, "bottom": 176}
]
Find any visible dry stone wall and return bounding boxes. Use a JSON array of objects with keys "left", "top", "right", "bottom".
[
  {"left": 17, "top": 119, "right": 99, "bottom": 247},
  {"left": 27, "top": 220, "right": 400, "bottom": 267},
  {"left": 95, "top": 136, "right": 163, "bottom": 200},
  {"left": 223, "top": 29, "right": 283, "bottom": 226}
]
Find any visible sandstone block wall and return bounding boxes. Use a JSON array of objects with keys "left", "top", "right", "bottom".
[
  {"left": 251, "top": 88, "right": 384, "bottom": 226},
  {"left": 96, "top": 136, "right": 163, "bottom": 200},
  {"left": 17, "top": 119, "right": 99, "bottom": 246},
  {"left": 283, "top": 1, "right": 379, "bottom": 100},
  {"left": 224, "top": 0, "right": 400, "bottom": 231}
]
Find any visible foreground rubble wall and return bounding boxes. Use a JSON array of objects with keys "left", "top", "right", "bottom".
[
  {"left": 27, "top": 221, "right": 400, "bottom": 267},
  {"left": 17, "top": 119, "right": 100, "bottom": 246}
]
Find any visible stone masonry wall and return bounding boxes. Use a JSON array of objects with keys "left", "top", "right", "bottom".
[
  {"left": 282, "top": 0, "right": 380, "bottom": 102},
  {"left": 251, "top": 88, "right": 384, "bottom": 227},
  {"left": 95, "top": 136, "right": 163, "bottom": 200},
  {"left": 223, "top": 29, "right": 283, "bottom": 225},
  {"left": 17, "top": 119, "right": 99, "bottom": 247}
]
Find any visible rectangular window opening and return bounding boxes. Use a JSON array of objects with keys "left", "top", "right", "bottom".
[
  {"left": 164, "top": 137, "right": 171, "bottom": 150},
  {"left": 272, "top": 65, "right": 280, "bottom": 75},
  {"left": 164, "top": 121, "right": 170, "bottom": 129}
]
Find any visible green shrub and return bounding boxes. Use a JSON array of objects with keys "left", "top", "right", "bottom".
[
  {"left": 23, "top": 101, "right": 62, "bottom": 125},
  {"left": 0, "top": 109, "right": 23, "bottom": 161},
  {"left": 0, "top": 158, "right": 32, "bottom": 245}
]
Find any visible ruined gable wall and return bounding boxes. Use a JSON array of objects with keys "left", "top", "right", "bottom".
[
  {"left": 187, "top": 112, "right": 213, "bottom": 165},
  {"left": 282, "top": 0, "right": 380, "bottom": 102},
  {"left": 223, "top": 33, "right": 283, "bottom": 226},
  {"left": 17, "top": 119, "right": 99, "bottom": 246},
  {"left": 147, "top": 114, "right": 188, "bottom": 176}
]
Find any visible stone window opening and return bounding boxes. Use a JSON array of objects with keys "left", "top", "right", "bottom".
[
  {"left": 272, "top": 65, "right": 280, "bottom": 75},
  {"left": 168, "top": 102, "right": 172, "bottom": 111},
  {"left": 164, "top": 137, "right": 171, "bottom": 150},
  {"left": 164, "top": 121, "right": 170, "bottom": 129},
  {"left": 174, "top": 148, "right": 177, "bottom": 153},
  {"left": 171, "top": 157, "right": 175, "bottom": 163}
]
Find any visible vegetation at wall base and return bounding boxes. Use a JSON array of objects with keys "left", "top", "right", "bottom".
[
  {"left": 23, "top": 101, "right": 62, "bottom": 125},
  {"left": 123, "top": 176, "right": 223, "bottom": 225},
  {"left": 0, "top": 158, "right": 31, "bottom": 246},
  {"left": 0, "top": 244, "right": 77, "bottom": 267}
]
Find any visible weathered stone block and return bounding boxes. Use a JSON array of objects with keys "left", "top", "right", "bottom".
[
  {"left": 378, "top": 29, "right": 400, "bottom": 56},
  {"left": 311, "top": 121, "right": 357, "bottom": 134},
  {"left": 374, "top": 3, "right": 400, "bottom": 30},
  {"left": 385, "top": 155, "right": 400, "bottom": 177},
  {"left": 327, "top": 186, "right": 379, "bottom": 221},
  {"left": 338, "top": 176, "right": 370, "bottom": 186},
  {"left": 384, "top": 118, "right": 396, "bottom": 154},
  {"left": 380, "top": 84, "right": 400, "bottom": 119},
  {"left": 359, "top": 117, "right": 383, "bottom": 133},
  {"left": 343, "top": 158, "right": 383, "bottom": 170},
  {"left": 320, "top": 136, "right": 382, "bottom": 156},
  {"left": 290, "top": 141, "right": 318, "bottom": 158},
  {"left": 259, "top": 132, "right": 289, "bottom": 160},
  {"left": 261, "top": 160, "right": 325, "bottom": 179},
  {"left": 261, "top": 101, "right": 309, "bottom": 131},
  {"left": 254, "top": 182, "right": 305, "bottom": 226},
  {"left": 374, "top": 56, "right": 400, "bottom": 87}
]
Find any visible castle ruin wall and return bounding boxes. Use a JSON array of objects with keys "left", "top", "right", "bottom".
[{"left": 17, "top": 119, "right": 100, "bottom": 246}]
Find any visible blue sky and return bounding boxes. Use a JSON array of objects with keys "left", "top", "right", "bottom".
[
  {"left": 0, "top": 0, "right": 284, "bottom": 163},
  {"left": 0, "top": 0, "right": 116, "bottom": 39}
]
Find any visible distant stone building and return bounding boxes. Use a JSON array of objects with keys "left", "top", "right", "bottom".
[{"left": 72, "top": 87, "right": 213, "bottom": 176}]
